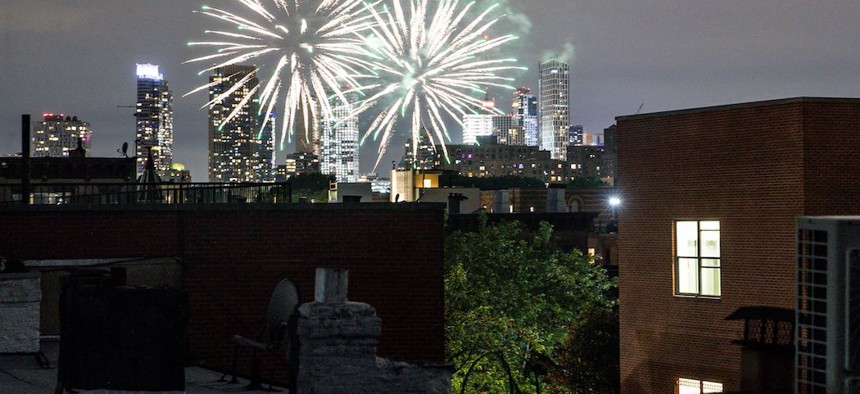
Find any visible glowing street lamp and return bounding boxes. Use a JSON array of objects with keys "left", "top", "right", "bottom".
[{"left": 608, "top": 196, "right": 621, "bottom": 233}]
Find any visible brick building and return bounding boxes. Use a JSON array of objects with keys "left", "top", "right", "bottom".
[
  {"left": 616, "top": 97, "right": 860, "bottom": 393},
  {"left": 0, "top": 203, "right": 445, "bottom": 382}
]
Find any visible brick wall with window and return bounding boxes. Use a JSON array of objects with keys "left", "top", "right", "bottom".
[{"left": 616, "top": 98, "right": 860, "bottom": 393}]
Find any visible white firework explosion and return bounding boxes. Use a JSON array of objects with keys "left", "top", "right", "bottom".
[
  {"left": 355, "top": 0, "right": 525, "bottom": 171},
  {"left": 185, "top": 0, "right": 378, "bottom": 147}
]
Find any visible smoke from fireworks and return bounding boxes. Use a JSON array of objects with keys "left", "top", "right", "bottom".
[
  {"left": 185, "top": 0, "right": 376, "bottom": 147},
  {"left": 355, "top": 0, "right": 525, "bottom": 171}
]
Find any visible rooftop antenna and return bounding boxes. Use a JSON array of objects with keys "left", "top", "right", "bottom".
[{"left": 635, "top": 103, "right": 645, "bottom": 115}]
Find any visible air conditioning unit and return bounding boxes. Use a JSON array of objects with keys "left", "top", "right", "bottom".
[{"left": 796, "top": 217, "right": 860, "bottom": 394}]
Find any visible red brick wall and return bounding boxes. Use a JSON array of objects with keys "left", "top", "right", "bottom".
[
  {"left": 0, "top": 204, "right": 446, "bottom": 379},
  {"left": 616, "top": 98, "right": 860, "bottom": 394}
]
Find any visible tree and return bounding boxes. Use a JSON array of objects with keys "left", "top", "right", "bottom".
[
  {"left": 289, "top": 173, "right": 334, "bottom": 202},
  {"left": 547, "top": 307, "right": 620, "bottom": 394},
  {"left": 445, "top": 219, "right": 616, "bottom": 393}
]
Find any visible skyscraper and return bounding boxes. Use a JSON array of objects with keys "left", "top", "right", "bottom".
[
  {"left": 320, "top": 92, "right": 359, "bottom": 183},
  {"left": 539, "top": 59, "right": 570, "bottom": 160},
  {"left": 135, "top": 63, "right": 174, "bottom": 176},
  {"left": 208, "top": 65, "right": 274, "bottom": 182},
  {"left": 462, "top": 114, "right": 494, "bottom": 145},
  {"left": 512, "top": 88, "right": 538, "bottom": 146},
  {"left": 32, "top": 114, "right": 92, "bottom": 157}
]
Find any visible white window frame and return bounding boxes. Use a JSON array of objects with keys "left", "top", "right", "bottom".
[
  {"left": 676, "top": 377, "right": 723, "bottom": 394},
  {"left": 674, "top": 220, "right": 721, "bottom": 297}
]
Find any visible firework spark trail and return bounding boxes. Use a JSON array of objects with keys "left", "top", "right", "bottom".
[
  {"left": 355, "top": 0, "right": 525, "bottom": 172},
  {"left": 185, "top": 0, "right": 377, "bottom": 147}
]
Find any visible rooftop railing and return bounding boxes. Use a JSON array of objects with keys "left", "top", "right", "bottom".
[{"left": 0, "top": 182, "right": 292, "bottom": 205}]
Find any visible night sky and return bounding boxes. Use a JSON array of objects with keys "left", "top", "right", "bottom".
[{"left": 2, "top": 1, "right": 860, "bottom": 180}]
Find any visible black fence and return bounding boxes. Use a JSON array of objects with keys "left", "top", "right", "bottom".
[{"left": 0, "top": 182, "right": 292, "bottom": 205}]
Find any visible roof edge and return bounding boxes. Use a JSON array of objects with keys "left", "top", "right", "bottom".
[{"left": 616, "top": 97, "right": 860, "bottom": 121}]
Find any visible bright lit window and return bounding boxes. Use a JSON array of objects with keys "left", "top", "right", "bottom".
[
  {"left": 677, "top": 377, "right": 723, "bottom": 394},
  {"left": 675, "top": 220, "right": 720, "bottom": 297}
]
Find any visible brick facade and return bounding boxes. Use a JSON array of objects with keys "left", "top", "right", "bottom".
[
  {"left": 0, "top": 204, "right": 446, "bottom": 380},
  {"left": 616, "top": 98, "right": 860, "bottom": 393}
]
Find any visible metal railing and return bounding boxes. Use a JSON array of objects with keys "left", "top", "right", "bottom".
[{"left": 0, "top": 182, "right": 292, "bottom": 205}]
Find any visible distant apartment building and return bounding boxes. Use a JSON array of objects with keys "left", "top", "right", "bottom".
[
  {"left": 402, "top": 133, "right": 438, "bottom": 170},
  {"left": 462, "top": 114, "right": 523, "bottom": 146},
  {"left": 208, "top": 65, "right": 274, "bottom": 182},
  {"left": 135, "top": 63, "right": 174, "bottom": 177},
  {"left": 438, "top": 136, "right": 567, "bottom": 183},
  {"left": 32, "top": 114, "right": 92, "bottom": 157},
  {"left": 320, "top": 92, "right": 359, "bottom": 183},
  {"left": 462, "top": 114, "right": 494, "bottom": 145},
  {"left": 566, "top": 145, "right": 613, "bottom": 181},
  {"left": 568, "top": 124, "right": 584, "bottom": 146},
  {"left": 539, "top": 59, "right": 570, "bottom": 160},
  {"left": 512, "top": 87, "right": 539, "bottom": 146},
  {"left": 617, "top": 98, "right": 860, "bottom": 394}
]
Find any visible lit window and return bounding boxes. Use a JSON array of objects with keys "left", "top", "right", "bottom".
[
  {"left": 677, "top": 377, "right": 723, "bottom": 394},
  {"left": 675, "top": 221, "right": 721, "bottom": 297}
]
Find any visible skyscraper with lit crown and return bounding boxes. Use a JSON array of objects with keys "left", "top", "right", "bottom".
[
  {"left": 539, "top": 59, "right": 570, "bottom": 160},
  {"left": 135, "top": 63, "right": 174, "bottom": 177}
]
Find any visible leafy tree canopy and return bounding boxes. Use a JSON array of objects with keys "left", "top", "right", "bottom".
[{"left": 445, "top": 219, "right": 616, "bottom": 393}]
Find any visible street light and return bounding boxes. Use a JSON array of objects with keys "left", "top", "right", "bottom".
[{"left": 608, "top": 196, "right": 621, "bottom": 233}]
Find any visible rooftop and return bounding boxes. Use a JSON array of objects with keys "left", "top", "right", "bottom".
[
  {"left": 0, "top": 340, "right": 285, "bottom": 393},
  {"left": 616, "top": 96, "right": 860, "bottom": 121}
]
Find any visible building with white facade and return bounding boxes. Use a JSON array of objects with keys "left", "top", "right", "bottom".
[
  {"left": 539, "top": 59, "right": 570, "bottom": 160},
  {"left": 320, "top": 93, "right": 359, "bottom": 183}
]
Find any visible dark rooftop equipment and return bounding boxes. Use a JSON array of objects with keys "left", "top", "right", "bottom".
[
  {"left": 56, "top": 270, "right": 188, "bottom": 393},
  {"left": 725, "top": 306, "right": 795, "bottom": 394}
]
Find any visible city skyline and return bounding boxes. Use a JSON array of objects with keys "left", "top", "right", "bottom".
[{"left": 3, "top": 1, "right": 860, "bottom": 180}]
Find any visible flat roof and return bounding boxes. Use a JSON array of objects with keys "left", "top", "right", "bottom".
[{"left": 616, "top": 97, "right": 860, "bottom": 121}]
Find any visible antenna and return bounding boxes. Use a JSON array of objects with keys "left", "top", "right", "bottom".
[{"left": 635, "top": 103, "right": 645, "bottom": 115}]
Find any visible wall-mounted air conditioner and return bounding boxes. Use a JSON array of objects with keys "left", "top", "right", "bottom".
[{"left": 796, "top": 217, "right": 860, "bottom": 394}]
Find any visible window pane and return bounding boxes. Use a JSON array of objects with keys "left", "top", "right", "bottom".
[
  {"left": 700, "top": 221, "right": 720, "bottom": 231},
  {"left": 701, "top": 258, "right": 720, "bottom": 267},
  {"left": 677, "top": 221, "right": 699, "bottom": 257},
  {"left": 677, "top": 258, "right": 699, "bottom": 294},
  {"left": 703, "top": 381, "right": 723, "bottom": 393},
  {"left": 701, "top": 266, "right": 721, "bottom": 296},
  {"left": 678, "top": 378, "right": 701, "bottom": 394},
  {"left": 700, "top": 230, "right": 720, "bottom": 258}
]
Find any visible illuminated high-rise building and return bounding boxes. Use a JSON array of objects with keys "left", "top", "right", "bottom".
[
  {"left": 539, "top": 59, "right": 570, "bottom": 160},
  {"left": 135, "top": 63, "right": 174, "bottom": 176},
  {"left": 32, "top": 114, "right": 92, "bottom": 157},
  {"left": 208, "top": 65, "right": 274, "bottom": 182},
  {"left": 462, "top": 114, "right": 494, "bottom": 145},
  {"left": 320, "top": 92, "right": 359, "bottom": 183},
  {"left": 512, "top": 87, "right": 538, "bottom": 146}
]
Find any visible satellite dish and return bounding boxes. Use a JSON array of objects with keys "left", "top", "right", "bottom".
[{"left": 121, "top": 142, "right": 129, "bottom": 157}]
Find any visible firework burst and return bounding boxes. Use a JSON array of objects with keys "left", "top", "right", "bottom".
[
  {"left": 185, "top": 0, "right": 377, "bottom": 147},
  {"left": 355, "top": 0, "right": 525, "bottom": 171}
]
